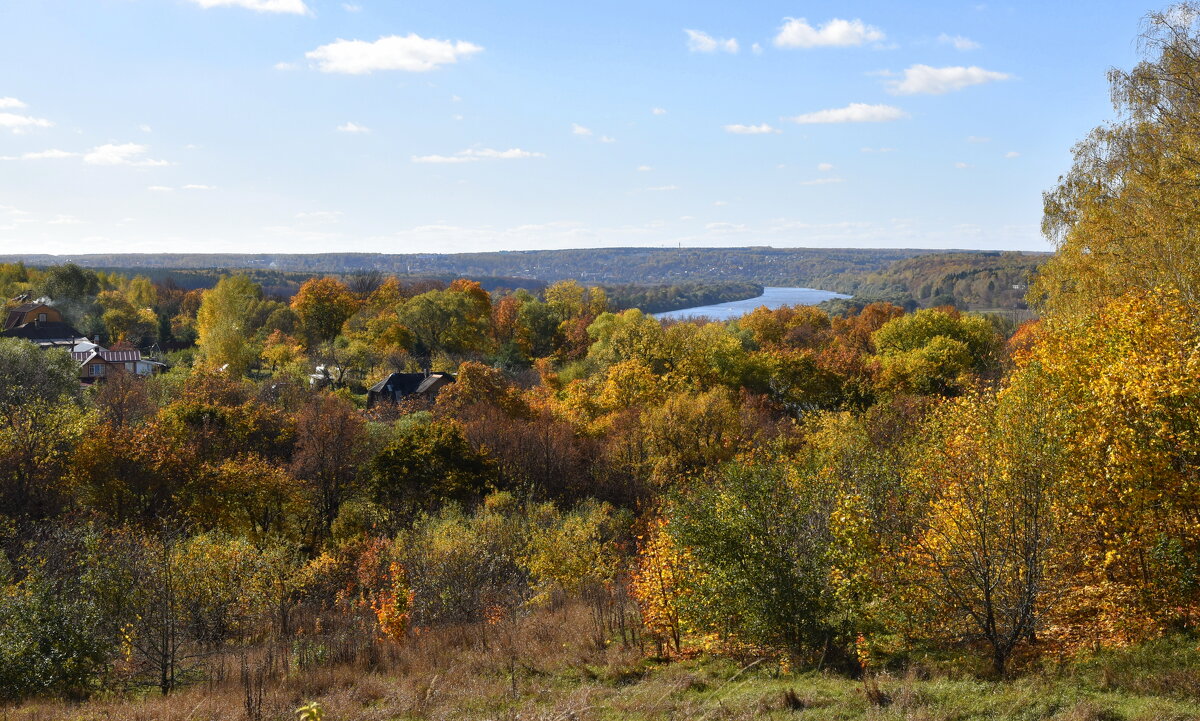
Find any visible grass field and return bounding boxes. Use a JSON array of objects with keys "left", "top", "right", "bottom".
[{"left": 8, "top": 606, "right": 1200, "bottom": 721}]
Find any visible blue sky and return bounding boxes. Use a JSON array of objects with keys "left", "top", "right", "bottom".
[{"left": 0, "top": 1, "right": 1149, "bottom": 254}]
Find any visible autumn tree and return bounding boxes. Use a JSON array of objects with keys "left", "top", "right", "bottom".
[
  {"left": 898, "top": 385, "right": 1061, "bottom": 675},
  {"left": 1037, "top": 4, "right": 1200, "bottom": 317},
  {"left": 290, "top": 392, "right": 366, "bottom": 536},
  {"left": 398, "top": 288, "right": 490, "bottom": 369},
  {"left": 291, "top": 276, "right": 359, "bottom": 348},
  {"left": 872, "top": 307, "right": 1001, "bottom": 396},
  {"left": 195, "top": 275, "right": 262, "bottom": 376}
]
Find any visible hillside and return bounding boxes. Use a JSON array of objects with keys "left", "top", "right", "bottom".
[
  {"left": 824, "top": 251, "right": 1048, "bottom": 311},
  {"left": 0, "top": 247, "right": 946, "bottom": 286}
]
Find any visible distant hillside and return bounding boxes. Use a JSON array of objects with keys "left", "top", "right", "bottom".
[
  {"left": 0, "top": 247, "right": 947, "bottom": 287},
  {"left": 823, "top": 251, "right": 1049, "bottom": 311}
]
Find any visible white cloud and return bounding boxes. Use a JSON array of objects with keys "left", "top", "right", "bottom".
[
  {"left": 411, "top": 147, "right": 544, "bottom": 163},
  {"left": 966, "top": 135, "right": 991, "bottom": 143},
  {"left": 0, "top": 112, "right": 53, "bottom": 134},
  {"left": 954, "top": 161, "right": 971, "bottom": 169},
  {"left": 183, "top": 184, "right": 215, "bottom": 190},
  {"left": 0, "top": 98, "right": 27, "bottom": 109},
  {"left": 788, "top": 103, "right": 908, "bottom": 124},
  {"left": 799, "top": 177, "right": 845, "bottom": 185},
  {"left": 571, "top": 123, "right": 592, "bottom": 136},
  {"left": 861, "top": 146, "right": 896, "bottom": 153},
  {"left": 83, "top": 143, "right": 169, "bottom": 166},
  {"left": 887, "top": 64, "right": 1010, "bottom": 95},
  {"left": 337, "top": 121, "right": 371, "bottom": 133},
  {"left": 48, "top": 215, "right": 81, "bottom": 225},
  {"left": 724, "top": 123, "right": 781, "bottom": 134},
  {"left": 752, "top": 42, "right": 763, "bottom": 55},
  {"left": 713, "top": 201, "right": 728, "bottom": 207},
  {"left": 774, "top": 17, "right": 884, "bottom": 48},
  {"left": 16, "top": 149, "right": 79, "bottom": 160},
  {"left": 652, "top": 107, "right": 667, "bottom": 115},
  {"left": 685, "top": 29, "right": 738, "bottom": 54},
  {"left": 188, "top": 0, "right": 311, "bottom": 14},
  {"left": 938, "top": 33, "right": 981, "bottom": 50},
  {"left": 274, "top": 61, "right": 298, "bottom": 71},
  {"left": 637, "top": 165, "right": 653, "bottom": 172},
  {"left": 147, "top": 185, "right": 174, "bottom": 192},
  {"left": 138, "top": 124, "right": 152, "bottom": 133},
  {"left": 645, "top": 185, "right": 679, "bottom": 191},
  {"left": 1005, "top": 151, "right": 1020, "bottom": 158},
  {"left": 817, "top": 162, "right": 834, "bottom": 171},
  {"left": 342, "top": 2, "right": 361, "bottom": 11},
  {"left": 306, "top": 34, "right": 483, "bottom": 74}
]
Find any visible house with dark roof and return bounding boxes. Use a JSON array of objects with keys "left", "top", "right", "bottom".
[
  {"left": 3, "top": 301, "right": 61, "bottom": 330},
  {"left": 0, "top": 301, "right": 85, "bottom": 346},
  {"left": 366, "top": 372, "right": 455, "bottom": 409}
]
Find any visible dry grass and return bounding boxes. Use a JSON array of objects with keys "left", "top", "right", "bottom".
[{"left": 8, "top": 609, "right": 1200, "bottom": 721}]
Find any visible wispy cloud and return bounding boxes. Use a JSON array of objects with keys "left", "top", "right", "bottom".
[
  {"left": 2, "top": 149, "right": 78, "bottom": 160},
  {"left": 1005, "top": 151, "right": 1021, "bottom": 158},
  {"left": 337, "top": 121, "right": 371, "bottom": 133},
  {"left": 188, "top": 0, "right": 311, "bottom": 15},
  {"left": 887, "top": 64, "right": 1010, "bottom": 94},
  {"left": 938, "top": 33, "right": 981, "bottom": 50},
  {"left": 0, "top": 98, "right": 27, "bottom": 109},
  {"left": 817, "top": 162, "right": 834, "bottom": 171},
  {"left": 774, "top": 17, "right": 885, "bottom": 48},
  {"left": 571, "top": 123, "right": 592, "bottom": 136},
  {"left": 652, "top": 107, "right": 667, "bottom": 115},
  {"left": 799, "top": 177, "right": 845, "bottom": 185},
  {"left": 685, "top": 29, "right": 738, "bottom": 54},
  {"left": 724, "top": 123, "right": 781, "bottom": 134},
  {"left": 645, "top": 185, "right": 679, "bottom": 191},
  {"left": 788, "top": 103, "right": 908, "bottom": 124},
  {"left": 0, "top": 111, "right": 53, "bottom": 134},
  {"left": 306, "top": 34, "right": 483, "bottom": 74},
  {"left": 83, "top": 143, "right": 169, "bottom": 166},
  {"left": 411, "top": 147, "right": 544, "bottom": 163}
]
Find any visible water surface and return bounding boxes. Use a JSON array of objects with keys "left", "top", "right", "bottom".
[{"left": 653, "top": 286, "right": 851, "bottom": 321}]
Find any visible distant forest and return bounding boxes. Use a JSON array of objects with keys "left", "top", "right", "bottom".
[
  {"left": 821, "top": 251, "right": 1048, "bottom": 311},
  {"left": 0, "top": 247, "right": 1047, "bottom": 312},
  {"left": 0, "top": 247, "right": 941, "bottom": 285}
]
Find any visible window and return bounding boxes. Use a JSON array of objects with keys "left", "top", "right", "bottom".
[
  {"left": 36, "top": 313, "right": 47, "bottom": 322},
  {"left": 90, "top": 363, "right": 105, "bottom": 377}
]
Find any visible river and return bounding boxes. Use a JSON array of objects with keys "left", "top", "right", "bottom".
[{"left": 652, "top": 286, "right": 851, "bottom": 321}]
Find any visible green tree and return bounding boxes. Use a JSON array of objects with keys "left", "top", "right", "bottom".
[
  {"left": 0, "top": 339, "right": 78, "bottom": 410},
  {"left": 195, "top": 275, "right": 262, "bottom": 376}
]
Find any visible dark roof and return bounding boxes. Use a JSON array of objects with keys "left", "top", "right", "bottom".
[
  {"left": 368, "top": 372, "right": 455, "bottom": 397},
  {"left": 368, "top": 373, "right": 428, "bottom": 396},
  {"left": 415, "top": 374, "right": 453, "bottom": 394},
  {"left": 4, "top": 302, "right": 57, "bottom": 330},
  {"left": 0, "top": 321, "right": 84, "bottom": 341}
]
